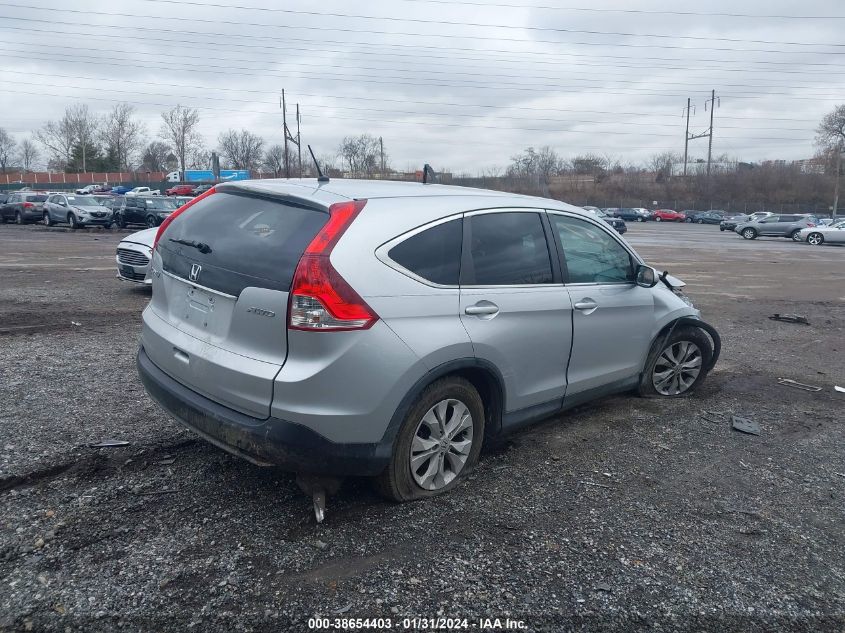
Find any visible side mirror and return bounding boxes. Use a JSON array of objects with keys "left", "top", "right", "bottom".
[{"left": 636, "top": 264, "right": 658, "bottom": 288}]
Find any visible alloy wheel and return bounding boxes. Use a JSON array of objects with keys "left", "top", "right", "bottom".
[
  {"left": 410, "top": 398, "right": 474, "bottom": 491},
  {"left": 652, "top": 341, "right": 702, "bottom": 396},
  {"left": 807, "top": 233, "right": 824, "bottom": 246}
]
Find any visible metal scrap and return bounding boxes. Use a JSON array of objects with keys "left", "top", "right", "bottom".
[
  {"left": 731, "top": 416, "right": 761, "bottom": 436},
  {"left": 88, "top": 440, "right": 130, "bottom": 448},
  {"left": 768, "top": 314, "right": 810, "bottom": 325},
  {"left": 777, "top": 378, "right": 822, "bottom": 392}
]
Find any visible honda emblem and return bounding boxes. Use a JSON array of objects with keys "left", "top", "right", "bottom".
[{"left": 189, "top": 263, "right": 202, "bottom": 282}]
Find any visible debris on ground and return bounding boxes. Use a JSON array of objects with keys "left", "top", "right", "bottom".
[
  {"left": 768, "top": 313, "right": 810, "bottom": 325},
  {"left": 777, "top": 378, "right": 822, "bottom": 392},
  {"left": 731, "top": 416, "right": 761, "bottom": 436},
  {"left": 835, "top": 385, "right": 845, "bottom": 393},
  {"left": 70, "top": 321, "right": 82, "bottom": 327},
  {"left": 88, "top": 440, "right": 130, "bottom": 448}
]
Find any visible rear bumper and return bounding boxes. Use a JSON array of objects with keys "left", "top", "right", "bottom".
[{"left": 137, "top": 347, "right": 390, "bottom": 476}]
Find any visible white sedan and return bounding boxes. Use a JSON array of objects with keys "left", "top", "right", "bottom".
[
  {"left": 116, "top": 227, "right": 156, "bottom": 284},
  {"left": 799, "top": 220, "right": 845, "bottom": 246}
]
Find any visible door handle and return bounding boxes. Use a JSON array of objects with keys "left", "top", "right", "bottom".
[
  {"left": 574, "top": 299, "right": 598, "bottom": 311},
  {"left": 465, "top": 302, "right": 499, "bottom": 316}
]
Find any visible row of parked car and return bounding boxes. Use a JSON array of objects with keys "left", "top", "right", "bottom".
[
  {"left": 717, "top": 211, "right": 844, "bottom": 246},
  {"left": 73, "top": 183, "right": 213, "bottom": 197},
  {"left": 582, "top": 207, "right": 729, "bottom": 223}
]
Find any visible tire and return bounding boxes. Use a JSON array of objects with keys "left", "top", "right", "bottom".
[
  {"left": 655, "top": 216, "right": 662, "bottom": 222},
  {"left": 697, "top": 219, "right": 704, "bottom": 224},
  {"left": 741, "top": 228, "right": 757, "bottom": 240},
  {"left": 68, "top": 213, "right": 79, "bottom": 229},
  {"left": 719, "top": 226, "right": 725, "bottom": 231},
  {"left": 43, "top": 211, "right": 51, "bottom": 227},
  {"left": 637, "top": 217, "right": 645, "bottom": 222},
  {"left": 685, "top": 218, "right": 692, "bottom": 223},
  {"left": 375, "top": 377, "right": 485, "bottom": 502},
  {"left": 790, "top": 229, "right": 803, "bottom": 242},
  {"left": 639, "top": 326, "right": 713, "bottom": 397},
  {"left": 15, "top": 211, "right": 23, "bottom": 225},
  {"left": 807, "top": 232, "right": 824, "bottom": 246},
  {"left": 145, "top": 215, "right": 158, "bottom": 229},
  {"left": 115, "top": 214, "right": 126, "bottom": 229}
]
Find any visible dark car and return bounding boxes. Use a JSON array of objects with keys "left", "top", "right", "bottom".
[
  {"left": 0, "top": 192, "right": 49, "bottom": 224},
  {"left": 191, "top": 184, "right": 213, "bottom": 195},
  {"left": 111, "top": 185, "right": 132, "bottom": 195},
  {"left": 615, "top": 207, "right": 651, "bottom": 222},
  {"left": 113, "top": 195, "right": 178, "bottom": 228},
  {"left": 687, "top": 211, "right": 723, "bottom": 225}
]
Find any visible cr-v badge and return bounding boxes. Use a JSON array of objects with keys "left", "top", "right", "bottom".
[{"left": 189, "top": 264, "right": 201, "bottom": 282}]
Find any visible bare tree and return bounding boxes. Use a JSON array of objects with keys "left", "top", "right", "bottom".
[
  {"left": 100, "top": 103, "right": 145, "bottom": 170},
  {"left": 264, "top": 143, "right": 284, "bottom": 176},
  {"left": 816, "top": 104, "right": 845, "bottom": 150},
  {"left": 186, "top": 143, "right": 210, "bottom": 170},
  {"left": 338, "top": 134, "right": 382, "bottom": 177},
  {"left": 67, "top": 104, "right": 98, "bottom": 172},
  {"left": 0, "top": 127, "right": 16, "bottom": 173},
  {"left": 507, "top": 146, "right": 562, "bottom": 180},
  {"left": 19, "top": 138, "right": 39, "bottom": 172},
  {"left": 217, "top": 129, "right": 265, "bottom": 170},
  {"left": 140, "top": 141, "right": 171, "bottom": 172},
  {"left": 159, "top": 105, "right": 202, "bottom": 174},
  {"left": 35, "top": 111, "right": 76, "bottom": 171}
]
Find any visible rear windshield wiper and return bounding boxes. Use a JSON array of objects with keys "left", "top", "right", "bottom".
[{"left": 169, "top": 238, "right": 212, "bottom": 254}]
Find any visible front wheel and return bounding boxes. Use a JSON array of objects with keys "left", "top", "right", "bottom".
[
  {"left": 640, "top": 326, "right": 713, "bottom": 397},
  {"left": 145, "top": 215, "right": 158, "bottom": 229},
  {"left": 375, "top": 377, "right": 484, "bottom": 502},
  {"left": 685, "top": 218, "right": 692, "bottom": 223},
  {"left": 68, "top": 213, "right": 79, "bottom": 229},
  {"left": 637, "top": 217, "right": 644, "bottom": 222},
  {"left": 742, "top": 228, "right": 757, "bottom": 240},
  {"left": 807, "top": 232, "right": 824, "bottom": 246}
]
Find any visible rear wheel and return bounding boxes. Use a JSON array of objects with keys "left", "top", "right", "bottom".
[
  {"left": 15, "top": 211, "right": 23, "bottom": 224},
  {"left": 637, "top": 217, "right": 645, "bottom": 222},
  {"left": 741, "top": 228, "right": 757, "bottom": 240},
  {"left": 685, "top": 217, "right": 692, "bottom": 223},
  {"left": 375, "top": 377, "right": 484, "bottom": 502},
  {"left": 43, "top": 211, "right": 52, "bottom": 227},
  {"left": 145, "top": 215, "right": 158, "bottom": 229},
  {"left": 655, "top": 216, "right": 662, "bottom": 222},
  {"left": 697, "top": 219, "right": 704, "bottom": 224},
  {"left": 807, "top": 232, "right": 824, "bottom": 246},
  {"left": 640, "top": 326, "right": 713, "bottom": 397},
  {"left": 790, "top": 229, "right": 803, "bottom": 242},
  {"left": 115, "top": 214, "right": 126, "bottom": 229}
]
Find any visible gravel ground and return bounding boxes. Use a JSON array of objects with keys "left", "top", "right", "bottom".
[{"left": 1, "top": 221, "right": 844, "bottom": 632}]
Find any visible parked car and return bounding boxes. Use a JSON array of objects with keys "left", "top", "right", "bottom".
[
  {"left": 735, "top": 214, "right": 818, "bottom": 241},
  {"left": 798, "top": 220, "right": 845, "bottom": 246},
  {"left": 687, "top": 211, "right": 723, "bottom": 225},
  {"left": 719, "top": 211, "right": 772, "bottom": 232},
  {"left": 43, "top": 194, "right": 113, "bottom": 229},
  {"left": 615, "top": 207, "right": 650, "bottom": 222},
  {"left": 126, "top": 186, "right": 161, "bottom": 196},
  {"left": 191, "top": 184, "right": 213, "bottom": 196},
  {"left": 113, "top": 195, "right": 178, "bottom": 228},
  {"left": 116, "top": 227, "right": 156, "bottom": 284},
  {"left": 165, "top": 184, "right": 195, "bottom": 196},
  {"left": 111, "top": 186, "right": 132, "bottom": 195},
  {"left": 0, "top": 192, "right": 49, "bottom": 224},
  {"left": 92, "top": 195, "right": 113, "bottom": 206},
  {"left": 75, "top": 184, "right": 110, "bottom": 195},
  {"left": 582, "top": 207, "right": 627, "bottom": 234},
  {"left": 173, "top": 196, "right": 195, "bottom": 208},
  {"left": 137, "top": 179, "right": 720, "bottom": 514},
  {"left": 652, "top": 209, "right": 686, "bottom": 222}
]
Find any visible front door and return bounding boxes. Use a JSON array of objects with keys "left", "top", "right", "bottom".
[
  {"left": 547, "top": 212, "right": 655, "bottom": 396},
  {"left": 459, "top": 210, "right": 572, "bottom": 416}
]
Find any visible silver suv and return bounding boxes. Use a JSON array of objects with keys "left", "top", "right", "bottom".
[
  {"left": 735, "top": 214, "right": 818, "bottom": 241},
  {"left": 137, "top": 180, "right": 719, "bottom": 508}
]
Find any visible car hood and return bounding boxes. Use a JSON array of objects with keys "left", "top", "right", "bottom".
[{"left": 120, "top": 227, "right": 157, "bottom": 248}]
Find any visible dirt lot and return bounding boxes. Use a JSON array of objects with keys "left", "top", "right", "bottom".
[{"left": 1, "top": 221, "right": 843, "bottom": 632}]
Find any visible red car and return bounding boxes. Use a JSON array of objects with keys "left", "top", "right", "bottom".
[
  {"left": 165, "top": 184, "right": 195, "bottom": 196},
  {"left": 652, "top": 209, "right": 686, "bottom": 222}
]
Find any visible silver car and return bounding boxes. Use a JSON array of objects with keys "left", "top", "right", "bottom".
[
  {"left": 44, "top": 193, "right": 113, "bottom": 228},
  {"left": 116, "top": 227, "right": 156, "bottom": 284},
  {"left": 799, "top": 220, "right": 845, "bottom": 246},
  {"left": 735, "top": 214, "right": 819, "bottom": 241},
  {"left": 137, "top": 180, "right": 720, "bottom": 510}
]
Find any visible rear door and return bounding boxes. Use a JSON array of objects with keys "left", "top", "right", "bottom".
[
  {"left": 459, "top": 209, "right": 572, "bottom": 416},
  {"left": 547, "top": 212, "right": 655, "bottom": 396},
  {"left": 757, "top": 215, "right": 784, "bottom": 235},
  {"left": 144, "top": 190, "right": 329, "bottom": 417}
]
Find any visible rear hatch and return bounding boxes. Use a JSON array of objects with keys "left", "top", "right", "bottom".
[
  {"left": 144, "top": 189, "right": 329, "bottom": 418},
  {"left": 24, "top": 194, "right": 47, "bottom": 210}
]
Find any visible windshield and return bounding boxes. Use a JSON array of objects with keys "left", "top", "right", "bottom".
[
  {"left": 142, "top": 198, "right": 178, "bottom": 210},
  {"left": 833, "top": 221, "right": 845, "bottom": 229},
  {"left": 66, "top": 195, "right": 99, "bottom": 206}
]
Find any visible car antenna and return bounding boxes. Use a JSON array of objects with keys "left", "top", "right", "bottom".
[
  {"left": 422, "top": 163, "right": 434, "bottom": 184},
  {"left": 308, "top": 145, "right": 329, "bottom": 183}
]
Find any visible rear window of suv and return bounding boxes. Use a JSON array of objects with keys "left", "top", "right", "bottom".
[
  {"left": 159, "top": 191, "right": 328, "bottom": 296},
  {"left": 25, "top": 195, "right": 47, "bottom": 202}
]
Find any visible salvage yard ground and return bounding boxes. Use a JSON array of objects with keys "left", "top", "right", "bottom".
[{"left": 1, "top": 221, "right": 844, "bottom": 632}]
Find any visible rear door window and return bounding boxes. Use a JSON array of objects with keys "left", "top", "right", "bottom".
[
  {"left": 159, "top": 191, "right": 328, "bottom": 296},
  {"left": 463, "top": 212, "right": 553, "bottom": 285},
  {"left": 388, "top": 218, "right": 462, "bottom": 285}
]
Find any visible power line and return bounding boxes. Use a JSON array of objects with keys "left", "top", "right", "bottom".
[
  {"left": 65, "top": 0, "right": 845, "bottom": 48},
  {"left": 0, "top": 7, "right": 843, "bottom": 55}
]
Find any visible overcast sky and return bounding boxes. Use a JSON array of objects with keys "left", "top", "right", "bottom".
[{"left": 0, "top": 0, "right": 842, "bottom": 173}]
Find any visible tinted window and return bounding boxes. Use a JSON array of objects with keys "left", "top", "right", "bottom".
[
  {"left": 551, "top": 215, "right": 634, "bottom": 284},
  {"left": 780, "top": 215, "right": 799, "bottom": 222},
  {"left": 160, "top": 191, "right": 328, "bottom": 296},
  {"left": 24, "top": 195, "right": 47, "bottom": 202},
  {"left": 389, "top": 218, "right": 462, "bottom": 285},
  {"left": 466, "top": 212, "right": 552, "bottom": 285}
]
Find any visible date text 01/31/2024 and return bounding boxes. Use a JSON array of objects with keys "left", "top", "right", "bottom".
[{"left": 307, "top": 617, "right": 528, "bottom": 630}]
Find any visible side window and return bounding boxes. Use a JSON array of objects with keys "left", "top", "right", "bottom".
[
  {"left": 388, "top": 218, "right": 462, "bottom": 285},
  {"left": 465, "top": 212, "right": 552, "bottom": 285},
  {"left": 551, "top": 215, "right": 634, "bottom": 284}
]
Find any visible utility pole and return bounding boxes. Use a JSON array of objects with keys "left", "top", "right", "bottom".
[
  {"left": 281, "top": 90, "right": 289, "bottom": 178},
  {"left": 706, "top": 89, "right": 718, "bottom": 178},
  {"left": 296, "top": 104, "right": 302, "bottom": 178},
  {"left": 280, "top": 90, "right": 303, "bottom": 178},
  {"left": 683, "top": 98, "right": 692, "bottom": 177},
  {"left": 379, "top": 136, "right": 384, "bottom": 175},
  {"left": 834, "top": 142, "right": 843, "bottom": 221}
]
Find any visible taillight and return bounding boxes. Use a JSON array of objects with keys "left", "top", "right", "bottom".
[
  {"left": 23, "top": 202, "right": 33, "bottom": 208},
  {"left": 288, "top": 199, "right": 377, "bottom": 331},
  {"left": 152, "top": 186, "right": 216, "bottom": 251},
  {"left": 807, "top": 223, "right": 816, "bottom": 227}
]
